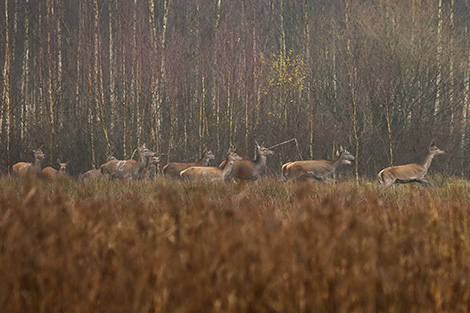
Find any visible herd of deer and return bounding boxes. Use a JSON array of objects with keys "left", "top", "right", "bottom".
[{"left": 9, "top": 141, "right": 445, "bottom": 187}]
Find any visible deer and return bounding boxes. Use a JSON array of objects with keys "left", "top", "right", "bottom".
[
  {"left": 180, "top": 149, "right": 242, "bottom": 182},
  {"left": 80, "top": 156, "right": 116, "bottom": 180},
  {"left": 143, "top": 156, "right": 161, "bottom": 180},
  {"left": 282, "top": 146, "right": 355, "bottom": 182},
  {"left": 42, "top": 159, "right": 68, "bottom": 179},
  {"left": 11, "top": 149, "right": 45, "bottom": 178},
  {"left": 227, "top": 142, "right": 274, "bottom": 181},
  {"left": 377, "top": 142, "right": 445, "bottom": 187},
  {"left": 100, "top": 144, "right": 156, "bottom": 180},
  {"left": 163, "top": 149, "right": 215, "bottom": 179}
]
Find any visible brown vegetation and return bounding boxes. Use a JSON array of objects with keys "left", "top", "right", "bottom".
[{"left": 1, "top": 177, "right": 470, "bottom": 312}]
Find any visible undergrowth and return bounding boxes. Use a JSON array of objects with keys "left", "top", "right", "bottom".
[{"left": 1, "top": 176, "right": 470, "bottom": 312}]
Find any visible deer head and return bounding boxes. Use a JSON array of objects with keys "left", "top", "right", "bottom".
[
  {"left": 138, "top": 144, "right": 156, "bottom": 160},
  {"left": 338, "top": 146, "right": 354, "bottom": 162},
  {"left": 57, "top": 159, "right": 68, "bottom": 174},
  {"left": 228, "top": 149, "right": 243, "bottom": 162},
  {"left": 429, "top": 142, "right": 445, "bottom": 156},
  {"left": 149, "top": 156, "right": 161, "bottom": 165},
  {"left": 255, "top": 141, "right": 274, "bottom": 156},
  {"left": 33, "top": 149, "right": 45, "bottom": 161},
  {"left": 205, "top": 150, "right": 216, "bottom": 161}
]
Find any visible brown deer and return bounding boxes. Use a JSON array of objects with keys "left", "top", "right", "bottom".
[
  {"left": 282, "top": 146, "right": 355, "bottom": 181},
  {"left": 11, "top": 149, "right": 45, "bottom": 178},
  {"left": 377, "top": 142, "right": 445, "bottom": 187},
  {"left": 180, "top": 149, "right": 242, "bottom": 182},
  {"left": 163, "top": 149, "right": 215, "bottom": 179},
  {"left": 143, "top": 156, "right": 161, "bottom": 180},
  {"left": 100, "top": 144, "right": 156, "bottom": 180},
  {"left": 42, "top": 159, "right": 68, "bottom": 179},
  {"left": 228, "top": 142, "right": 274, "bottom": 181},
  {"left": 80, "top": 156, "right": 116, "bottom": 180}
]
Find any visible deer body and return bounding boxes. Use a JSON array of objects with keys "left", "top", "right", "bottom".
[
  {"left": 283, "top": 147, "right": 354, "bottom": 181},
  {"left": 100, "top": 145, "right": 155, "bottom": 180},
  {"left": 42, "top": 159, "right": 68, "bottom": 179},
  {"left": 12, "top": 149, "right": 45, "bottom": 178},
  {"left": 229, "top": 143, "right": 274, "bottom": 181},
  {"left": 80, "top": 169, "right": 103, "bottom": 180},
  {"left": 80, "top": 156, "right": 116, "bottom": 180},
  {"left": 163, "top": 150, "right": 215, "bottom": 179},
  {"left": 377, "top": 143, "right": 445, "bottom": 187},
  {"left": 180, "top": 150, "right": 242, "bottom": 182}
]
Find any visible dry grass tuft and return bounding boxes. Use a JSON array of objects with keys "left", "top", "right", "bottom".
[{"left": 1, "top": 177, "right": 470, "bottom": 312}]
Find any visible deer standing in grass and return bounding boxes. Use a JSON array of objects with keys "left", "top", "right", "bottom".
[
  {"left": 80, "top": 156, "right": 116, "bottom": 180},
  {"left": 163, "top": 149, "right": 215, "bottom": 179},
  {"left": 11, "top": 149, "right": 45, "bottom": 178},
  {"left": 144, "top": 156, "right": 161, "bottom": 180},
  {"left": 227, "top": 142, "right": 274, "bottom": 181},
  {"left": 282, "top": 146, "right": 355, "bottom": 182},
  {"left": 42, "top": 159, "right": 68, "bottom": 179},
  {"left": 100, "top": 144, "right": 156, "bottom": 180},
  {"left": 180, "top": 149, "right": 242, "bottom": 182},
  {"left": 377, "top": 142, "right": 445, "bottom": 187}
]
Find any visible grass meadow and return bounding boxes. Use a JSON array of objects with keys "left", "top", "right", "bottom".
[{"left": 1, "top": 176, "right": 470, "bottom": 312}]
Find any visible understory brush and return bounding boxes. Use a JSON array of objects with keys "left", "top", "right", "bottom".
[{"left": 1, "top": 177, "right": 470, "bottom": 312}]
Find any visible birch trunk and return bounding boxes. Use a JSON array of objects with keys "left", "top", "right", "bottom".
[
  {"left": 2, "top": 0, "right": 11, "bottom": 165},
  {"left": 345, "top": 0, "right": 359, "bottom": 182},
  {"left": 434, "top": 0, "right": 443, "bottom": 116}
]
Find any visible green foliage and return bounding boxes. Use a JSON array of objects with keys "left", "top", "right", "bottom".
[{"left": 263, "top": 50, "right": 305, "bottom": 92}]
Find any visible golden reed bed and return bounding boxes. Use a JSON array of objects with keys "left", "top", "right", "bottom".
[{"left": 1, "top": 177, "right": 470, "bottom": 313}]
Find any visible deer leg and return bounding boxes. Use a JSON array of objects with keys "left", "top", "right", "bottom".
[{"left": 383, "top": 178, "right": 395, "bottom": 187}]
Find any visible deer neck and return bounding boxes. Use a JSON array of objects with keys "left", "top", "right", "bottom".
[
  {"left": 135, "top": 155, "right": 150, "bottom": 178},
  {"left": 421, "top": 152, "right": 435, "bottom": 172},
  {"left": 222, "top": 159, "right": 236, "bottom": 180},
  {"left": 33, "top": 157, "right": 43, "bottom": 170},
  {"left": 253, "top": 151, "right": 267, "bottom": 174},
  {"left": 330, "top": 155, "right": 343, "bottom": 172},
  {"left": 197, "top": 153, "right": 211, "bottom": 166}
]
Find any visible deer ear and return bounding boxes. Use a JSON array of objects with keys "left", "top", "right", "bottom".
[
  {"left": 336, "top": 150, "right": 339, "bottom": 157},
  {"left": 339, "top": 146, "right": 344, "bottom": 152},
  {"left": 255, "top": 140, "right": 260, "bottom": 148}
]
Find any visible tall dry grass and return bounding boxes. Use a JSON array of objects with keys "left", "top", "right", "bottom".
[{"left": 1, "top": 177, "right": 470, "bottom": 312}]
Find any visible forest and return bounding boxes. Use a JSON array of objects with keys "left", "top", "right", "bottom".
[{"left": 1, "top": 0, "right": 469, "bottom": 178}]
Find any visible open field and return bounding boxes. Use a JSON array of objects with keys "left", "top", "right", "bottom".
[{"left": 1, "top": 177, "right": 470, "bottom": 312}]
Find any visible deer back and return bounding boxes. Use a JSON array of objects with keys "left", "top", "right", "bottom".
[
  {"left": 42, "top": 167, "right": 59, "bottom": 179},
  {"left": 284, "top": 160, "right": 334, "bottom": 180},
  {"left": 163, "top": 162, "right": 197, "bottom": 179},
  {"left": 80, "top": 169, "right": 103, "bottom": 180},
  {"left": 180, "top": 166, "right": 224, "bottom": 182},
  {"left": 379, "top": 164, "right": 426, "bottom": 183},
  {"left": 101, "top": 159, "right": 139, "bottom": 179}
]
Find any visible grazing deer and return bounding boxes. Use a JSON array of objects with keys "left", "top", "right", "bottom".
[
  {"left": 180, "top": 149, "right": 242, "bottom": 182},
  {"left": 163, "top": 149, "right": 215, "bottom": 179},
  {"left": 377, "top": 142, "right": 445, "bottom": 187},
  {"left": 228, "top": 142, "right": 274, "bottom": 181},
  {"left": 80, "top": 156, "right": 116, "bottom": 180},
  {"left": 283, "top": 146, "right": 355, "bottom": 182},
  {"left": 144, "top": 156, "right": 161, "bottom": 180},
  {"left": 11, "top": 149, "right": 45, "bottom": 178},
  {"left": 100, "top": 144, "right": 156, "bottom": 180},
  {"left": 42, "top": 159, "right": 68, "bottom": 179}
]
